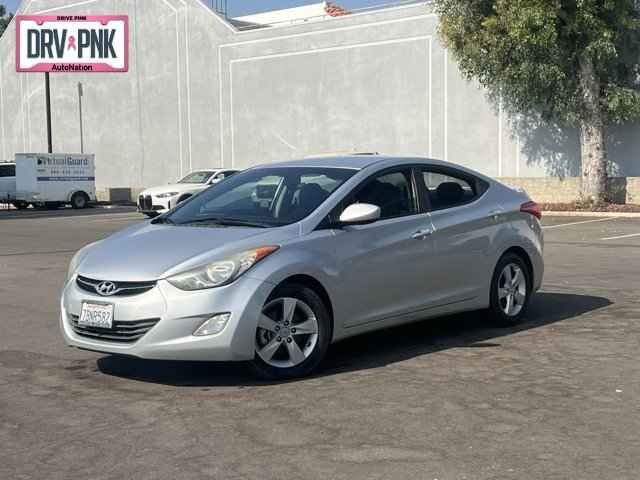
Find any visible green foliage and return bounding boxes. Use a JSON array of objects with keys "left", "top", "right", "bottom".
[
  {"left": 0, "top": 4, "right": 14, "bottom": 39},
  {"left": 436, "top": 0, "right": 640, "bottom": 125}
]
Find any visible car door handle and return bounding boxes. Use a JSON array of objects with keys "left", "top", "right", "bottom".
[{"left": 411, "top": 228, "right": 433, "bottom": 240}]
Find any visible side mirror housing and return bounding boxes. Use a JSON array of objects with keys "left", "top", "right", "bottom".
[{"left": 339, "top": 203, "right": 381, "bottom": 225}]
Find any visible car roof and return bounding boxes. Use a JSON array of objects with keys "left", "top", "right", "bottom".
[{"left": 260, "top": 155, "right": 475, "bottom": 172}]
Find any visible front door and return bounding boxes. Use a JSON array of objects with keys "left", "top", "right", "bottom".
[{"left": 331, "top": 168, "right": 437, "bottom": 328}]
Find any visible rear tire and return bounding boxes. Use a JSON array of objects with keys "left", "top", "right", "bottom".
[
  {"left": 70, "top": 192, "right": 89, "bottom": 209},
  {"left": 251, "top": 283, "right": 331, "bottom": 380},
  {"left": 487, "top": 253, "right": 532, "bottom": 327}
]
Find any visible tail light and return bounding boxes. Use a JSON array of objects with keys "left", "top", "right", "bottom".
[{"left": 520, "top": 201, "right": 542, "bottom": 219}]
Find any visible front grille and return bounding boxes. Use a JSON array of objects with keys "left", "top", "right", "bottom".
[
  {"left": 69, "top": 314, "right": 159, "bottom": 343},
  {"left": 76, "top": 275, "right": 156, "bottom": 296},
  {"left": 138, "top": 194, "right": 153, "bottom": 211}
]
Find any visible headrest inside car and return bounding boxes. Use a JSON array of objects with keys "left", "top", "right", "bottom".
[{"left": 436, "top": 182, "right": 464, "bottom": 204}]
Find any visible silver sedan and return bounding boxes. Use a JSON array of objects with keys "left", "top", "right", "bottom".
[{"left": 60, "top": 156, "right": 544, "bottom": 379}]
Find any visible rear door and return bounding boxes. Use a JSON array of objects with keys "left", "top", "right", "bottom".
[
  {"left": 0, "top": 163, "right": 16, "bottom": 199},
  {"left": 330, "top": 167, "right": 438, "bottom": 328},
  {"left": 416, "top": 166, "right": 496, "bottom": 304}
]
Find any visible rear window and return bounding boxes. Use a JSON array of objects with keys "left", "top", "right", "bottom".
[
  {"left": 420, "top": 168, "right": 486, "bottom": 210},
  {"left": 0, "top": 164, "right": 15, "bottom": 177}
]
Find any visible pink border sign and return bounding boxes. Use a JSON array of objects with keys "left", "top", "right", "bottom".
[{"left": 16, "top": 15, "right": 129, "bottom": 73}]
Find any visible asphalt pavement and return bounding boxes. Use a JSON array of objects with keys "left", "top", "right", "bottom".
[{"left": 1, "top": 209, "right": 639, "bottom": 479}]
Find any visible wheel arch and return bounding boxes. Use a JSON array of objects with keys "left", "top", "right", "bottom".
[
  {"left": 499, "top": 246, "right": 534, "bottom": 286},
  {"left": 270, "top": 274, "right": 335, "bottom": 338},
  {"left": 177, "top": 193, "right": 193, "bottom": 204}
]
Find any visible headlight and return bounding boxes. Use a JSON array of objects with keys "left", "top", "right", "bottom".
[
  {"left": 67, "top": 241, "right": 98, "bottom": 280},
  {"left": 167, "top": 246, "right": 279, "bottom": 291},
  {"left": 156, "top": 192, "right": 179, "bottom": 198}
]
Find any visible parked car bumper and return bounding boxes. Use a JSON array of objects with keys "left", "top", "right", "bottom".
[
  {"left": 60, "top": 274, "right": 274, "bottom": 361},
  {"left": 137, "top": 194, "right": 174, "bottom": 215}
]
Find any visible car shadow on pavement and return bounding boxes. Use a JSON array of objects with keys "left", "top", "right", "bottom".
[{"left": 96, "top": 291, "right": 611, "bottom": 387}]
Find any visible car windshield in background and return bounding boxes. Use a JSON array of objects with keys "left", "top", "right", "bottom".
[
  {"left": 166, "top": 167, "right": 356, "bottom": 227},
  {"left": 178, "top": 171, "right": 214, "bottom": 184}
]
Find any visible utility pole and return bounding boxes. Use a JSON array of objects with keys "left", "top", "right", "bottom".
[
  {"left": 78, "top": 82, "right": 84, "bottom": 153},
  {"left": 44, "top": 72, "right": 52, "bottom": 153}
]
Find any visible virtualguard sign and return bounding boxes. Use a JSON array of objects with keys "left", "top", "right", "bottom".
[{"left": 16, "top": 15, "right": 128, "bottom": 72}]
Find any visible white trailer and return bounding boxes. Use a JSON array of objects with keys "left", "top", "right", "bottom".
[{"left": 15, "top": 153, "right": 96, "bottom": 209}]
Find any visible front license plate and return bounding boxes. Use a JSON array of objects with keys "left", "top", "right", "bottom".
[{"left": 79, "top": 302, "right": 114, "bottom": 329}]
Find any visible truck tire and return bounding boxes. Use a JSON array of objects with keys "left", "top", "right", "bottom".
[
  {"left": 11, "top": 201, "right": 29, "bottom": 210},
  {"left": 71, "top": 192, "right": 89, "bottom": 209}
]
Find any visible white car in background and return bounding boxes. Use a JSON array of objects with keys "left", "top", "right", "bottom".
[{"left": 138, "top": 169, "right": 239, "bottom": 217}]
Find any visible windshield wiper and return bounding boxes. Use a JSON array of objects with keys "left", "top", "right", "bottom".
[
  {"left": 179, "top": 217, "right": 271, "bottom": 228},
  {"left": 151, "top": 216, "right": 175, "bottom": 225}
]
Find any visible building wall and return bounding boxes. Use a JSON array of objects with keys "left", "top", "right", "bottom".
[{"left": 1, "top": 1, "right": 639, "bottom": 195}]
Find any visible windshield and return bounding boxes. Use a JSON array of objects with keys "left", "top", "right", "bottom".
[
  {"left": 165, "top": 167, "right": 356, "bottom": 227},
  {"left": 178, "top": 171, "right": 215, "bottom": 184}
]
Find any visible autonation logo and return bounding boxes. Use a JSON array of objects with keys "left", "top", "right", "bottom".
[{"left": 16, "top": 15, "right": 128, "bottom": 72}]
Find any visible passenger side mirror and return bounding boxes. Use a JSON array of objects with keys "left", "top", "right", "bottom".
[{"left": 339, "top": 203, "right": 380, "bottom": 225}]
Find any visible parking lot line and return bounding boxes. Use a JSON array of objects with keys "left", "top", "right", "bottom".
[
  {"left": 543, "top": 218, "right": 614, "bottom": 229},
  {"left": 600, "top": 232, "right": 640, "bottom": 241}
]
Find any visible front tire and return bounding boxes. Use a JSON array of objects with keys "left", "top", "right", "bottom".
[
  {"left": 488, "top": 253, "right": 531, "bottom": 327},
  {"left": 11, "top": 201, "right": 29, "bottom": 210},
  {"left": 251, "top": 283, "right": 331, "bottom": 380},
  {"left": 177, "top": 194, "right": 192, "bottom": 205}
]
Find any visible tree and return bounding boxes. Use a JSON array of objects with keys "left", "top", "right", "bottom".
[
  {"left": 436, "top": 0, "right": 640, "bottom": 204},
  {"left": 0, "top": 4, "right": 14, "bottom": 38}
]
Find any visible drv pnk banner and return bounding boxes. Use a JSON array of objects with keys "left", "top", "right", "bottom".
[{"left": 16, "top": 15, "right": 128, "bottom": 73}]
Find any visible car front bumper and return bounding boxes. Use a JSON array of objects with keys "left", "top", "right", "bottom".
[
  {"left": 60, "top": 274, "right": 274, "bottom": 361},
  {"left": 137, "top": 194, "right": 175, "bottom": 215}
]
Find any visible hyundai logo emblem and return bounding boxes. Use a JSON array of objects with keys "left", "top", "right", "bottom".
[{"left": 96, "top": 281, "right": 118, "bottom": 296}]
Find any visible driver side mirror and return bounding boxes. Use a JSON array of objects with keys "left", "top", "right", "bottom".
[{"left": 339, "top": 203, "right": 380, "bottom": 225}]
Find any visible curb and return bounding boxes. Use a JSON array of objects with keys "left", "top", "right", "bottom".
[{"left": 543, "top": 211, "right": 640, "bottom": 218}]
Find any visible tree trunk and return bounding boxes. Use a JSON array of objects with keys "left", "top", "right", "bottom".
[{"left": 579, "top": 55, "right": 607, "bottom": 205}]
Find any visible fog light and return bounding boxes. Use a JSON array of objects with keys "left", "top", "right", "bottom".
[{"left": 193, "top": 313, "right": 231, "bottom": 336}]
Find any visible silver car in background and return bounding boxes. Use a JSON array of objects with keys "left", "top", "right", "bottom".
[{"left": 61, "top": 155, "right": 543, "bottom": 379}]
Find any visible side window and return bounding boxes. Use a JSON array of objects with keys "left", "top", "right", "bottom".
[
  {"left": 421, "top": 169, "right": 476, "bottom": 210},
  {"left": 0, "top": 164, "right": 15, "bottom": 177},
  {"left": 350, "top": 170, "right": 415, "bottom": 220}
]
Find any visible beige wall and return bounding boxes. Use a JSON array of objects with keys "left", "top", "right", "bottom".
[
  {"left": 499, "top": 177, "right": 640, "bottom": 204},
  {"left": 95, "top": 177, "right": 640, "bottom": 205}
]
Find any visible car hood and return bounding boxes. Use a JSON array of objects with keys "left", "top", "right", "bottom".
[
  {"left": 140, "top": 183, "right": 206, "bottom": 196},
  {"left": 76, "top": 222, "right": 297, "bottom": 281}
]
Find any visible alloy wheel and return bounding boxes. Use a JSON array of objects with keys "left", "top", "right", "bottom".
[
  {"left": 255, "top": 297, "right": 319, "bottom": 368},
  {"left": 497, "top": 263, "right": 527, "bottom": 316}
]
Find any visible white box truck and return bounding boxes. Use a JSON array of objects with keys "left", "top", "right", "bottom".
[{"left": 15, "top": 153, "right": 96, "bottom": 209}]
